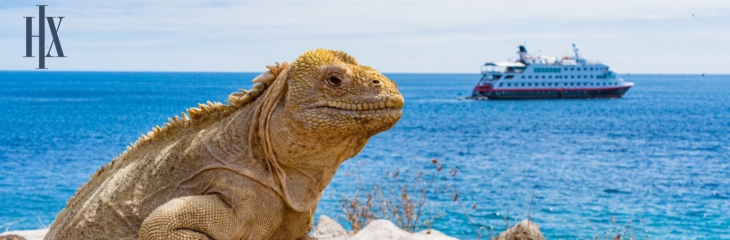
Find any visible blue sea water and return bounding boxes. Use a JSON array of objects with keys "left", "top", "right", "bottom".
[{"left": 0, "top": 71, "right": 728, "bottom": 239}]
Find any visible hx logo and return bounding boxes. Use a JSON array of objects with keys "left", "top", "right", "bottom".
[{"left": 24, "top": 5, "right": 66, "bottom": 69}]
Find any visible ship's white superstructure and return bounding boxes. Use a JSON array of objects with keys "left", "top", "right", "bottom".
[{"left": 472, "top": 44, "right": 633, "bottom": 99}]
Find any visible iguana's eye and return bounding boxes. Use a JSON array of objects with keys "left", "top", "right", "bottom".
[
  {"left": 327, "top": 75, "right": 342, "bottom": 87},
  {"left": 322, "top": 66, "right": 350, "bottom": 87}
]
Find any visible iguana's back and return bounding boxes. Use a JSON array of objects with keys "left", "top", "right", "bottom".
[{"left": 47, "top": 113, "right": 226, "bottom": 239}]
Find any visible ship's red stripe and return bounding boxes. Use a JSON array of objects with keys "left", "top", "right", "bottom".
[{"left": 474, "top": 85, "right": 631, "bottom": 92}]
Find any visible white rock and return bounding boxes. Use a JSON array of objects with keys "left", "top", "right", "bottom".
[
  {"left": 349, "top": 219, "right": 458, "bottom": 240},
  {"left": 312, "top": 215, "right": 349, "bottom": 240},
  {"left": 415, "top": 229, "right": 452, "bottom": 238},
  {"left": 2, "top": 217, "right": 459, "bottom": 240},
  {"left": 0, "top": 228, "right": 48, "bottom": 240}
]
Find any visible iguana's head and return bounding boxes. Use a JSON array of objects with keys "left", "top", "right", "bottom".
[
  {"left": 258, "top": 49, "right": 403, "bottom": 164},
  {"left": 250, "top": 49, "right": 403, "bottom": 212},
  {"left": 285, "top": 49, "right": 403, "bottom": 136}
]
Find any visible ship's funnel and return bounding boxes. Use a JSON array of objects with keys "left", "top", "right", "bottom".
[{"left": 518, "top": 45, "right": 530, "bottom": 62}]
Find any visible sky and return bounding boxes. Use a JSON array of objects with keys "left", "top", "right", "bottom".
[{"left": 0, "top": 0, "right": 729, "bottom": 73}]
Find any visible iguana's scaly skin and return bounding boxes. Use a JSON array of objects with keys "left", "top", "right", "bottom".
[{"left": 44, "top": 49, "right": 404, "bottom": 240}]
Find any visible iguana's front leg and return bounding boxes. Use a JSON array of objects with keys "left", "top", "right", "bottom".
[
  {"left": 139, "top": 195, "right": 238, "bottom": 240},
  {"left": 139, "top": 194, "right": 279, "bottom": 240}
]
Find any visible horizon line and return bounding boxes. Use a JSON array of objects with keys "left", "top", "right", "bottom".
[{"left": 0, "top": 70, "right": 723, "bottom": 76}]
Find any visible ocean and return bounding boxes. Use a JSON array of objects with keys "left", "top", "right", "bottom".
[{"left": 0, "top": 71, "right": 728, "bottom": 239}]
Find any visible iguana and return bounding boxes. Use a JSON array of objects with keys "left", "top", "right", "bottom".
[{"left": 44, "top": 49, "right": 404, "bottom": 240}]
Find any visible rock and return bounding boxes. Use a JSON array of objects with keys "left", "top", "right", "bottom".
[
  {"left": 494, "top": 219, "right": 545, "bottom": 240},
  {"left": 0, "top": 229, "right": 47, "bottom": 240},
  {"left": 312, "top": 215, "right": 349, "bottom": 240},
  {"left": 414, "top": 229, "right": 455, "bottom": 239},
  {"left": 349, "top": 219, "right": 458, "bottom": 240},
  {"left": 310, "top": 215, "right": 457, "bottom": 240},
  {"left": 4, "top": 216, "right": 458, "bottom": 240},
  {"left": 348, "top": 219, "right": 407, "bottom": 240},
  {"left": 0, "top": 234, "right": 26, "bottom": 240}
]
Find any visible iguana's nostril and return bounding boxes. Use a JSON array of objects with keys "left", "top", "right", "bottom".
[{"left": 372, "top": 80, "right": 381, "bottom": 85}]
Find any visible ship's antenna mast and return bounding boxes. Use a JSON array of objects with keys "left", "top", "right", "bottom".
[{"left": 572, "top": 42, "right": 581, "bottom": 61}]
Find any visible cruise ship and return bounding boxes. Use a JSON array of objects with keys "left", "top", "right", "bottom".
[{"left": 471, "top": 44, "right": 633, "bottom": 99}]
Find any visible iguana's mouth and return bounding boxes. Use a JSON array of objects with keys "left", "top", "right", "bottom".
[{"left": 321, "top": 95, "right": 404, "bottom": 111}]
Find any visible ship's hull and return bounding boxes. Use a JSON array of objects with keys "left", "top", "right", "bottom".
[{"left": 472, "top": 86, "right": 631, "bottom": 100}]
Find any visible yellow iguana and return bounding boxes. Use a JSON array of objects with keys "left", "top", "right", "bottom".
[{"left": 44, "top": 49, "right": 404, "bottom": 240}]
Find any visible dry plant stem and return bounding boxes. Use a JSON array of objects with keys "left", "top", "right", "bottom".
[
  {"left": 338, "top": 158, "right": 458, "bottom": 234},
  {"left": 527, "top": 194, "right": 534, "bottom": 230},
  {"left": 505, "top": 206, "right": 510, "bottom": 231},
  {"left": 450, "top": 180, "right": 481, "bottom": 240}
]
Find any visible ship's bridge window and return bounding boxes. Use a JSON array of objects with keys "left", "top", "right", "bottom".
[
  {"left": 482, "top": 65, "right": 505, "bottom": 73},
  {"left": 505, "top": 75, "right": 514, "bottom": 79}
]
